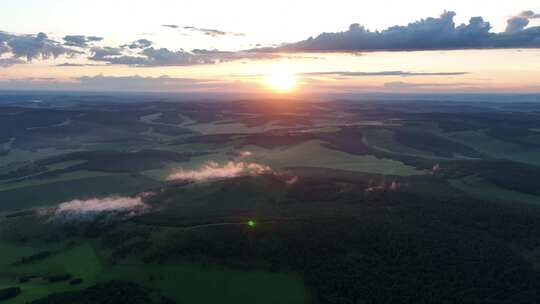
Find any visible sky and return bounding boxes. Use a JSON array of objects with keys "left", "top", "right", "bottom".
[{"left": 0, "top": 0, "right": 539, "bottom": 94}]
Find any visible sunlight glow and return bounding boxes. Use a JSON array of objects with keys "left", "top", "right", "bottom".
[{"left": 265, "top": 71, "right": 296, "bottom": 92}]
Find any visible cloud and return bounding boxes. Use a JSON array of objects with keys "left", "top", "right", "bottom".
[
  {"left": 0, "top": 42, "right": 10, "bottom": 55},
  {"left": 167, "top": 161, "right": 273, "bottom": 182},
  {"left": 366, "top": 181, "right": 403, "bottom": 192},
  {"left": 162, "top": 24, "right": 244, "bottom": 37},
  {"left": 301, "top": 71, "right": 468, "bottom": 77},
  {"left": 55, "top": 62, "right": 104, "bottom": 67},
  {"left": 162, "top": 24, "right": 180, "bottom": 29},
  {"left": 9, "top": 77, "right": 55, "bottom": 81},
  {"left": 0, "top": 31, "right": 80, "bottom": 61},
  {"left": 63, "top": 35, "right": 103, "bottom": 47},
  {"left": 0, "top": 74, "right": 229, "bottom": 92},
  {"left": 52, "top": 196, "right": 149, "bottom": 223},
  {"left": 285, "top": 175, "right": 299, "bottom": 185},
  {"left": 89, "top": 46, "right": 123, "bottom": 60},
  {"left": 238, "top": 151, "right": 253, "bottom": 158},
  {"left": 122, "top": 39, "right": 153, "bottom": 49},
  {"left": 75, "top": 74, "right": 224, "bottom": 91},
  {"left": 88, "top": 46, "right": 277, "bottom": 66},
  {"left": 384, "top": 81, "right": 476, "bottom": 90},
  {"left": 258, "top": 11, "right": 540, "bottom": 52},
  {"left": 0, "top": 58, "right": 25, "bottom": 68},
  {"left": 506, "top": 10, "right": 540, "bottom": 33},
  {"left": 139, "top": 47, "right": 206, "bottom": 65},
  {"left": 0, "top": 30, "right": 268, "bottom": 67},
  {"left": 183, "top": 26, "right": 245, "bottom": 37}
]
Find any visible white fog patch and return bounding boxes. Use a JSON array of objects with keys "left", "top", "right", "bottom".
[
  {"left": 365, "top": 181, "right": 404, "bottom": 192},
  {"left": 238, "top": 151, "right": 253, "bottom": 158},
  {"left": 285, "top": 175, "right": 299, "bottom": 185},
  {"left": 52, "top": 196, "right": 149, "bottom": 223},
  {"left": 166, "top": 161, "right": 273, "bottom": 182}
]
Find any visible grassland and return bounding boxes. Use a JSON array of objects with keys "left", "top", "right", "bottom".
[
  {"left": 186, "top": 121, "right": 283, "bottom": 135},
  {"left": 44, "top": 160, "right": 87, "bottom": 171},
  {"left": 449, "top": 175, "right": 540, "bottom": 205},
  {"left": 0, "top": 243, "right": 102, "bottom": 304},
  {"left": 139, "top": 113, "right": 164, "bottom": 124},
  {"left": 445, "top": 130, "right": 540, "bottom": 165},
  {"left": 100, "top": 262, "right": 306, "bottom": 304},
  {"left": 362, "top": 128, "right": 441, "bottom": 159},
  {"left": 0, "top": 175, "right": 160, "bottom": 212},
  {"left": 0, "top": 238, "right": 307, "bottom": 304},
  {"left": 0, "top": 171, "right": 119, "bottom": 192},
  {"left": 0, "top": 148, "right": 84, "bottom": 167},
  {"left": 142, "top": 144, "right": 234, "bottom": 181},
  {"left": 143, "top": 140, "right": 424, "bottom": 181},
  {"left": 244, "top": 140, "right": 424, "bottom": 176}
]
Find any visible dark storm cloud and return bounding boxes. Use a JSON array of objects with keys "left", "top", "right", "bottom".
[
  {"left": 183, "top": 26, "right": 245, "bottom": 37},
  {"left": 0, "top": 31, "right": 80, "bottom": 61},
  {"left": 301, "top": 71, "right": 468, "bottom": 77},
  {"left": 506, "top": 11, "right": 540, "bottom": 33},
  {"left": 63, "top": 35, "right": 103, "bottom": 47},
  {"left": 257, "top": 11, "right": 540, "bottom": 52}
]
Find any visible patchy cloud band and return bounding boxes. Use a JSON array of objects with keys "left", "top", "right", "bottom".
[
  {"left": 258, "top": 11, "right": 540, "bottom": 52},
  {"left": 301, "top": 71, "right": 468, "bottom": 77},
  {"left": 0, "top": 31, "right": 80, "bottom": 62},
  {"left": 1, "top": 10, "right": 539, "bottom": 69}
]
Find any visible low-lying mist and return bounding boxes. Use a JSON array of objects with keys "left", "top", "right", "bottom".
[
  {"left": 166, "top": 161, "right": 273, "bottom": 182},
  {"left": 51, "top": 195, "right": 150, "bottom": 223}
]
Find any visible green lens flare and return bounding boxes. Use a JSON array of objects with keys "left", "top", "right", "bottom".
[{"left": 247, "top": 220, "right": 256, "bottom": 227}]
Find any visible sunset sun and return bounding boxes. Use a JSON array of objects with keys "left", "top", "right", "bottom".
[{"left": 265, "top": 72, "right": 296, "bottom": 92}]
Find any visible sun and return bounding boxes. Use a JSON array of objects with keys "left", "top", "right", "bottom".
[{"left": 265, "top": 72, "right": 296, "bottom": 92}]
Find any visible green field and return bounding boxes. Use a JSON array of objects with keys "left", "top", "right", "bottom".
[
  {"left": 449, "top": 175, "right": 540, "bottom": 205},
  {"left": 187, "top": 121, "right": 282, "bottom": 135},
  {"left": 142, "top": 145, "right": 233, "bottom": 181},
  {"left": 0, "top": 148, "right": 84, "bottom": 167},
  {"left": 100, "top": 262, "right": 306, "bottom": 304},
  {"left": 244, "top": 140, "right": 424, "bottom": 176},
  {"left": 0, "top": 170, "right": 118, "bottom": 192},
  {"left": 45, "top": 160, "right": 87, "bottom": 171},
  {"left": 143, "top": 140, "right": 424, "bottom": 181},
  {"left": 0, "top": 240, "right": 307, "bottom": 304},
  {"left": 0, "top": 174, "right": 160, "bottom": 212},
  {"left": 362, "top": 128, "right": 441, "bottom": 159},
  {"left": 445, "top": 130, "right": 540, "bottom": 165},
  {"left": 0, "top": 243, "right": 102, "bottom": 304}
]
